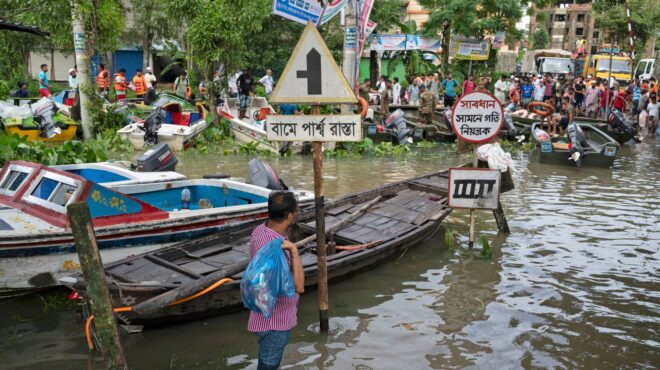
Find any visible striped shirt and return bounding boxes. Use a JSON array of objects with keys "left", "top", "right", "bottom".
[{"left": 247, "top": 223, "right": 299, "bottom": 332}]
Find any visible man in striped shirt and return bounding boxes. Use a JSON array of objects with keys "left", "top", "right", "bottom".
[{"left": 248, "top": 191, "right": 305, "bottom": 370}]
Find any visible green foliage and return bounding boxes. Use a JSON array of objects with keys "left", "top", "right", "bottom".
[
  {"left": 325, "top": 139, "right": 412, "bottom": 157},
  {"left": 530, "top": 28, "right": 550, "bottom": 50},
  {"left": 0, "top": 132, "right": 107, "bottom": 166},
  {"left": 479, "top": 235, "right": 492, "bottom": 259},
  {"left": 444, "top": 227, "right": 457, "bottom": 251},
  {"left": 81, "top": 85, "right": 127, "bottom": 136},
  {"left": 0, "top": 81, "right": 8, "bottom": 100},
  {"left": 96, "top": 129, "right": 133, "bottom": 153},
  {"left": 593, "top": 0, "right": 660, "bottom": 57},
  {"left": 498, "top": 140, "right": 536, "bottom": 153}
]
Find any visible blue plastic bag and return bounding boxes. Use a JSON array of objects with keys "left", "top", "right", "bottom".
[{"left": 240, "top": 238, "right": 296, "bottom": 318}]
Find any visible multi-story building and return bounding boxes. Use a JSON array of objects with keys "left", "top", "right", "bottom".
[{"left": 529, "top": 0, "right": 596, "bottom": 51}]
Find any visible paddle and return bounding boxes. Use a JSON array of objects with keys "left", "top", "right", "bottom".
[{"left": 131, "top": 196, "right": 383, "bottom": 315}]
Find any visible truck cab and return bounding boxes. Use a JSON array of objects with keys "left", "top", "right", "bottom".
[
  {"left": 582, "top": 54, "right": 632, "bottom": 88},
  {"left": 634, "top": 58, "right": 658, "bottom": 81}
]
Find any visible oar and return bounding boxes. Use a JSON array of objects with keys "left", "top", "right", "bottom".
[{"left": 131, "top": 196, "right": 383, "bottom": 315}]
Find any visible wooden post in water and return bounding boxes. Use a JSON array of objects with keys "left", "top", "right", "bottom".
[
  {"left": 67, "top": 202, "right": 128, "bottom": 369},
  {"left": 311, "top": 104, "right": 329, "bottom": 333},
  {"left": 468, "top": 144, "right": 478, "bottom": 248}
]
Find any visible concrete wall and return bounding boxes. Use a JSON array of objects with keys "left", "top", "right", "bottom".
[{"left": 28, "top": 50, "right": 76, "bottom": 82}]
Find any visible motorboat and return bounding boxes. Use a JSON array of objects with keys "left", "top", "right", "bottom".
[{"left": 0, "top": 160, "right": 313, "bottom": 290}]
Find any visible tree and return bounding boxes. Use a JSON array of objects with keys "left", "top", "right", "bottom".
[
  {"left": 530, "top": 28, "right": 550, "bottom": 50},
  {"left": 385, "top": 21, "right": 438, "bottom": 79},
  {"left": 126, "top": 0, "right": 180, "bottom": 69},
  {"left": 593, "top": 0, "right": 660, "bottom": 57},
  {"left": 368, "top": 0, "right": 407, "bottom": 85},
  {"left": 421, "top": 0, "right": 544, "bottom": 75}
]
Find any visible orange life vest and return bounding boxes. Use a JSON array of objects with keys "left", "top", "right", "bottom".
[
  {"left": 96, "top": 70, "right": 109, "bottom": 89},
  {"left": 114, "top": 73, "right": 127, "bottom": 91},
  {"left": 132, "top": 75, "right": 147, "bottom": 95}
]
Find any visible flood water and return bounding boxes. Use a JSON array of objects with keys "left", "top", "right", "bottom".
[{"left": 1, "top": 138, "right": 658, "bottom": 369}]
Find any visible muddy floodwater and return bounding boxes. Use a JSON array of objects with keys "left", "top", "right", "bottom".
[{"left": 1, "top": 139, "right": 658, "bottom": 369}]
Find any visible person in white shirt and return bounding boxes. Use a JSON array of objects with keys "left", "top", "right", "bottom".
[
  {"left": 646, "top": 93, "right": 659, "bottom": 136},
  {"left": 493, "top": 75, "right": 507, "bottom": 104},
  {"left": 144, "top": 67, "right": 157, "bottom": 91},
  {"left": 229, "top": 71, "right": 241, "bottom": 98},
  {"left": 258, "top": 68, "right": 274, "bottom": 98},
  {"left": 391, "top": 77, "right": 401, "bottom": 105},
  {"left": 68, "top": 68, "right": 78, "bottom": 90},
  {"left": 534, "top": 74, "right": 545, "bottom": 102}
]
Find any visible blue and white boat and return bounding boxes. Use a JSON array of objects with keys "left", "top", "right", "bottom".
[
  {"left": 0, "top": 160, "right": 312, "bottom": 290},
  {"left": 53, "top": 162, "right": 185, "bottom": 186}
]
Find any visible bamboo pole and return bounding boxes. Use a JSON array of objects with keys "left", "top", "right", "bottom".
[
  {"left": 67, "top": 202, "right": 127, "bottom": 369},
  {"left": 311, "top": 104, "right": 329, "bottom": 333}
]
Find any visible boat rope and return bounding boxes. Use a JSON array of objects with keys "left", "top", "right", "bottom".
[
  {"left": 335, "top": 240, "right": 384, "bottom": 251},
  {"left": 84, "top": 277, "right": 234, "bottom": 351}
]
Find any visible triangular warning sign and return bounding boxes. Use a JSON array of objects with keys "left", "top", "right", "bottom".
[{"left": 270, "top": 21, "right": 358, "bottom": 104}]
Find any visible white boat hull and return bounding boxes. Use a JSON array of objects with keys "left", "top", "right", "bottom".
[{"left": 117, "top": 120, "right": 208, "bottom": 151}]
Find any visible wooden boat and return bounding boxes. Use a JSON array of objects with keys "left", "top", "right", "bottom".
[
  {"left": 370, "top": 107, "right": 456, "bottom": 144},
  {"left": 63, "top": 170, "right": 453, "bottom": 327},
  {"left": 0, "top": 160, "right": 313, "bottom": 290},
  {"left": 531, "top": 122, "right": 619, "bottom": 168},
  {"left": 512, "top": 113, "right": 637, "bottom": 144},
  {"left": 117, "top": 101, "right": 210, "bottom": 151},
  {"left": 219, "top": 97, "right": 282, "bottom": 154}
]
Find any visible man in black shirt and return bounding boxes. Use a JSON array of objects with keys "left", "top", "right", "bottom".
[{"left": 237, "top": 68, "right": 254, "bottom": 119}]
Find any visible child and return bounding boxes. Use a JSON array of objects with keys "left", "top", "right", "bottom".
[{"left": 647, "top": 93, "right": 659, "bottom": 136}]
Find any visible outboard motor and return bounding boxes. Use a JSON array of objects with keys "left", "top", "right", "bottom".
[
  {"left": 248, "top": 158, "right": 288, "bottom": 190},
  {"left": 567, "top": 122, "right": 588, "bottom": 167},
  {"left": 609, "top": 108, "right": 641, "bottom": 143},
  {"left": 31, "top": 99, "right": 61, "bottom": 138},
  {"left": 385, "top": 109, "right": 411, "bottom": 145},
  {"left": 142, "top": 107, "right": 165, "bottom": 145},
  {"left": 144, "top": 89, "right": 158, "bottom": 105},
  {"left": 443, "top": 109, "right": 453, "bottom": 131},
  {"left": 135, "top": 143, "right": 178, "bottom": 172},
  {"left": 502, "top": 112, "right": 524, "bottom": 141}
]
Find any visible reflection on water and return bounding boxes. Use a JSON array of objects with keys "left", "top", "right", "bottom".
[{"left": 0, "top": 139, "right": 658, "bottom": 369}]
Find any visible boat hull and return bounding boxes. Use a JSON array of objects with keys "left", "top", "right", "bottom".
[
  {"left": 117, "top": 121, "right": 207, "bottom": 151},
  {"left": 3, "top": 119, "right": 78, "bottom": 142}
]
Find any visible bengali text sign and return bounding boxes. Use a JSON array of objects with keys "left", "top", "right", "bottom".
[
  {"left": 266, "top": 115, "right": 362, "bottom": 142},
  {"left": 451, "top": 91, "right": 503, "bottom": 143}
]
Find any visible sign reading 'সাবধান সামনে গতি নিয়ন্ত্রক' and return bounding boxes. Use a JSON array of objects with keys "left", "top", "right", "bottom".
[{"left": 451, "top": 91, "right": 503, "bottom": 143}]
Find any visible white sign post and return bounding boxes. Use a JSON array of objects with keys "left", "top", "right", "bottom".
[
  {"left": 451, "top": 91, "right": 503, "bottom": 248},
  {"left": 448, "top": 169, "right": 501, "bottom": 210},
  {"left": 270, "top": 21, "right": 359, "bottom": 333}
]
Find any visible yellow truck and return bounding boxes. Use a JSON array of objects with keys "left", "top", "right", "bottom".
[{"left": 577, "top": 54, "right": 633, "bottom": 86}]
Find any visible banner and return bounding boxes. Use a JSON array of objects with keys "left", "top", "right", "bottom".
[
  {"left": 455, "top": 40, "right": 491, "bottom": 60},
  {"left": 370, "top": 34, "right": 441, "bottom": 52},
  {"left": 320, "top": 0, "right": 348, "bottom": 25},
  {"left": 492, "top": 32, "right": 505, "bottom": 49},
  {"left": 272, "top": 0, "right": 323, "bottom": 25}
]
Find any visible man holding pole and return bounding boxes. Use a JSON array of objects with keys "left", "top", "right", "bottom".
[{"left": 248, "top": 191, "right": 304, "bottom": 370}]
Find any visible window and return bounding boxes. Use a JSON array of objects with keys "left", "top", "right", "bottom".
[
  {"left": 31, "top": 177, "right": 59, "bottom": 201},
  {"left": 593, "top": 31, "right": 599, "bottom": 39},
  {"left": 0, "top": 170, "right": 29, "bottom": 192},
  {"left": 555, "top": 14, "right": 566, "bottom": 22},
  {"left": 577, "top": 14, "right": 585, "bottom": 22},
  {"left": 576, "top": 28, "right": 584, "bottom": 36},
  {"left": 49, "top": 183, "right": 77, "bottom": 207}
]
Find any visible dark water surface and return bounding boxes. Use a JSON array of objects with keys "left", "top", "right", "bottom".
[{"left": 1, "top": 139, "right": 658, "bottom": 369}]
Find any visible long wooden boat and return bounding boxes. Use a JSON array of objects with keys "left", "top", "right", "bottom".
[
  {"left": 0, "top": 161, "right": 313, "bottom": 290},
  {"left": 531, "top": 122, "right": 619, "bottom": 168},
  {"left": 63, "top": 170, "right": 453, "bottom": 327}
]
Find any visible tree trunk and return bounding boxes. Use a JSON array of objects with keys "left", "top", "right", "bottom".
[
  {"left": 369, "top": 49, "right": 378, "bottom": 86},
  {"left": 142, "top": 35, "right": 151, "bottom": 70},
  {"left": 441, "top": 24, "right": 451, "bottom": 77}
]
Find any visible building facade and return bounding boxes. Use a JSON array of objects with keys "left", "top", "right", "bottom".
[{"left": 529, "top": 1, "right": 596, "bottom": 52}]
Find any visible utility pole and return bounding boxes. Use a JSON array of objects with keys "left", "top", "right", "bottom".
[
  {"left": 341, "top": 0, "right": 358, "bottom": 114},
  {"left": 604, "top": 38, "right": 615, "bottom": 120},
  {"left": 71, "top": 0, "right": 92, "bottom": 139}
]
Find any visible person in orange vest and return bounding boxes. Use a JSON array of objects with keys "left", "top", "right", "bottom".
[
  {"left": 96, "top": 63, "right": 110, "bottom": 97},
  {"left": 132, "top": 69, "right": 147, "bottom": 100},
  {"left": 114, "top": 68, "right": 127, "bottom": 101}
]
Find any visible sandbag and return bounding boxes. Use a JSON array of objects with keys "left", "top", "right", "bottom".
[{"left": 240, "top": 238, "right": 295, "bottom": 319}]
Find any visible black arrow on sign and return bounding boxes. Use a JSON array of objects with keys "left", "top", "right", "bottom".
[{"left": 296, "top": 48, "right": 322, "bottom": 95}]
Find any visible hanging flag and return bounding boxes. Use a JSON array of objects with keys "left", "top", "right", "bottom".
[{"left": 320, "top": 0, "right": 349, "bottom": 25}]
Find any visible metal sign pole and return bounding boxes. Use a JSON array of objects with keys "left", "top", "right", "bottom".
[{"left": 311, "top": 104, "right": 329, "bottom": 333}]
